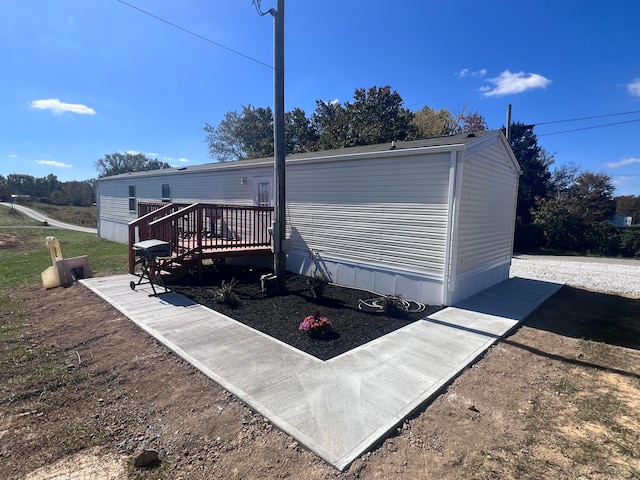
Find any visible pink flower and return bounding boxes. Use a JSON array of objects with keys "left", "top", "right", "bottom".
[{"left": 299, "top": 311, "right": 332, "bottom": 336}]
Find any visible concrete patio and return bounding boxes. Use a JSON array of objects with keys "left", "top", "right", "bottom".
[{"left": 81, "top": 274, "right": 562, "bottom": 470}]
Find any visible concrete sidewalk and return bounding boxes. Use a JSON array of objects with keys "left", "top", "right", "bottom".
[{"left": 81, "top": 275, "right": 562, "bottom": 470}]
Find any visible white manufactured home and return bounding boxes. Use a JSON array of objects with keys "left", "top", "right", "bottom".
[{"left": 96, "top": 130, "right": 521, "bottom": 305}]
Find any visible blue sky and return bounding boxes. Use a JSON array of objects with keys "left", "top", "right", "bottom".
[{"left": 2, "top": 1, "right": 639, "bottom": 195}]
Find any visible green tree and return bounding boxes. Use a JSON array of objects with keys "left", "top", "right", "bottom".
[
  {"left": 310, "top": 100, "right": 350, "bottom": 150},
  {"left": 204, "top": 111, "right": 244, "bottom": 162},
  {"left": 204, "top": 85, "right": 489, "bottom": 159},
  {"left": 568, "top": 171, "right": 616, "bottom": 223},
  {"left": 311, "top": 86, "right": 414, "bottom": 149},
  {"left": 615, "top": 195, "right": 640, "bottom": 224},
  {"left": 285, "top": 108, "right": 317, "bottom": 154},
  {"left": 62, "top": 180, "right": 94, "bottom": 206},
  {"left": 205, "top": 105, "right": 316, "bottom": 161},
  {"left": 532, "top": 196, "right": 583, "bottom": 251},
  {"left": 7, "top": 174, "right": 36, "bottom": 196},
  {"left": 550, "top": 162, "right": 580, "bottom": 196},
  {"left": 94, "top": 153, "right": 171, "bottom": 178},
  {"left": 409, "top": 105, "right": 487, "bottom": 139},
  {"left": 533, "top": 171, "right": 617, "bottom": 252},
  {"left": 345, "top": 85, "right": 414, "bottom": 146},
  {"left": 410, "top": 106, "right": 456, "bottom": 138},
  {"left": 234, "top": 105, "right": 274, "bottom": 159},
  {"left": 0, "top": 175, "right": 10, "bottom": 201},
  {"left": 507, "top": 123, "right": 554, "bottom": 223}
]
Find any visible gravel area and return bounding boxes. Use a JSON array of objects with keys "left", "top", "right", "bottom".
[{"left": 511, "top": 256, "right": 640, "bottom": 297}]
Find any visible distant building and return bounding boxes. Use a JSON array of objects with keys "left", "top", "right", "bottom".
[{"left": 611, "top": 213, "right": 632, "bottom": 228}]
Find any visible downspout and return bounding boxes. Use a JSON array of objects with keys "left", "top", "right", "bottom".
[
  {"left": 444, "top": 150, "right": 465, "bottom": 305},
  {"left": 442, "top": 151, "right": 457, "bottom": 305}
]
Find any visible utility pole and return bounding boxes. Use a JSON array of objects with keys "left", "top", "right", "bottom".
[
  {"left": 272, "top": 0, "right": 286, "bottom": 289},
  {"left": 506, "top": 104, "right": 512, "bottom": 143}
]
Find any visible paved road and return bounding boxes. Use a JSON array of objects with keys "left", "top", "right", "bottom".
[{"left": 0, "top": 202, "right": 97, "bottom": 234}]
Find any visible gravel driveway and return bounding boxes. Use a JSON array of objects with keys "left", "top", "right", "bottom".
[{"left": 511, "top": 255, "right": 640, "bottom": 297}]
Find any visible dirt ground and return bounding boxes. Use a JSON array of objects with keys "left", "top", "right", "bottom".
[{"left": 1, "top": 279, "right": 639, "bottom": 479}]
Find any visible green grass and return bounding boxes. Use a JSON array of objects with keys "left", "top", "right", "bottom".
[
  {"left": 29, "top": 202, "right": 97, "bottom": 228},
  {"left": 0, "top": 228, "right": 128, "bottom": 291},
  {"left": 0, "top": 204, "right": 41, "bottom": 226}
]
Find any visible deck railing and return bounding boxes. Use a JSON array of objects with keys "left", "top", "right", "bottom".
[{"left": 129, "top": 202, "right": 274, "bottom": 273}]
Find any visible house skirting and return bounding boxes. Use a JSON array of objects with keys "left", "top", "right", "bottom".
[
  {"left": 287, "top": 251, "right": 444, "bottom": 306},
  {"left": 448, "top": 261, "right": 511, "bottom": 305}
]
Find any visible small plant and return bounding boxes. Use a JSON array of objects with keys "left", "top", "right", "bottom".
[
  {"left": 299, "top": 311, "right": 333, "bottom": 339},
  {"left": 214, "top": 278, "right": 239, "bottom": 305},
  {"left": 380, "top": 295, "right": 408, "bottom": 317},
  {"left": 307, "top": 272, "right": 329, "bottom": 299}
]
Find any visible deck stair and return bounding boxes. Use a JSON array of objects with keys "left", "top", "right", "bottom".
[{"left": 129, "top": 202, "right": 274, "bottom": 280}]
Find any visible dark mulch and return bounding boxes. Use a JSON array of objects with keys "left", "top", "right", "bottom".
[{"left": 171, "top": 264, "right": 443, "bottom": 360}]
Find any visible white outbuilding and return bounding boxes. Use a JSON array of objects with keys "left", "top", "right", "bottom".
[{"left": 96, "top": 130, "right": 521, "bottom": 305}]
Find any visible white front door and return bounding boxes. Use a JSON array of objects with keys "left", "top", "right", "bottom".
[
  {"left": 253, "top": 177, "right": 273, "bottom": 207},
  {"left": 252, "top": 177, "right": 273, "bottom": 244}
]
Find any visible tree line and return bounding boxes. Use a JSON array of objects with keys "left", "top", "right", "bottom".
[
  {"left": 0, "top": 174, "right": 95, "bottom": 207},
  {"left": 0, "top": 153, "right": 172, "bottom": 206},
  {"left": 508, "top": 122, "right": 640, "bottom": 256},
  {"left": 203, "top": 85, "right": 488, "bottom": 161}
]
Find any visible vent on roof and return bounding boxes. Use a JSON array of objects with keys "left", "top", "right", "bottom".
[
  {"left": 466, "top": 133, "right": 476, "bottom": 138},
  {"left": 178, "top": 167, "right": 187, "bottom": 171},
  {"left": 390, "top": 141, "right": 397, "bottom": 150}
]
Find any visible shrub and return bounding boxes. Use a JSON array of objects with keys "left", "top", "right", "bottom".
[
  {"left": 214, "top": 278, "right": 239, "bottom": 305},
  {"left": 307, "top": 272, "right": 329, "bottom": 299}
]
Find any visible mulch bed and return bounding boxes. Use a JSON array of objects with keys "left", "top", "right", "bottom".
[{"left": 171, "top": 264, "right": 443, "bottom": 360}]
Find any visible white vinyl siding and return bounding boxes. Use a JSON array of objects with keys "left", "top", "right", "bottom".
[
  {"left": 95, "top": 131, "right": 520, "bottom": 305},
  {"left": 454, "top": 142, "right": 519, "bottom": 276},
  {"left": 286, "top": 154, "right": 450, "bottom": 276}
]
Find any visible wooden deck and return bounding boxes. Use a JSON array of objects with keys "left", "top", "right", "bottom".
[{"left": 129, "top": 202, "right": 274, "bottom": 276}]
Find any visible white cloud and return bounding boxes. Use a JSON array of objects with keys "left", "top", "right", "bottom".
[
  {"left": 177, "top": 158, "right": 189, "bottom": 163},
  {"left": 163, "top": 156, "right": 174, "bottom": 161},
  {"left": 606, "top": 157, "right": 640, "bottom": 168},
  {"left": 456, "top": 68, "right": 486, "bottom": 79},
  {"left": 481, "top": 70, "right": 551, "bottom": 97},
  {"left": 627, "top": 79, "right": 640, "bottom": 97},
  {"left": 329, "top": 99, "right": 339, "bottom": 105},
  {"left": 125, "top": 150, "right": 140, "bottom": 155},
  {"left": 148, "top": 152, "right": 158, "bottom": 157},
  {"left": 36, "top": 159, "right": 72, "bottom": 168},
  {"left": 30, "top": 98, "right": 96, "bottom": 115},
  {"left": 612, "top": 176, "right": 632, "bottom": 190},
  {"left": 8, "top": 154, "right": 18, "bottom": 158}
]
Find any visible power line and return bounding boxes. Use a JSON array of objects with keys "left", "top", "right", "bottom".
[
  {"left": 116, "top": 0, "right": 273, "bottom": 70},
  {"left": 538, "top": 118, "right": 640, "bottom": 137},
  {"left": 534, "top": 110, "right": 640, "bottom": 126}
]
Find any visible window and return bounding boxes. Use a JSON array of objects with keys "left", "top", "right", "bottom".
[
  {"left": 257, "top": 182, "right": 270, "bottom": 206},
  {"left": 161, "top": 184, "right": 171, "bottom": 202},
  {"left": 253, "top": 177, "right": 272, "bottom": 207},
  {"left": 128, "top": 185, "right": 136, "bottom": 212}
]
